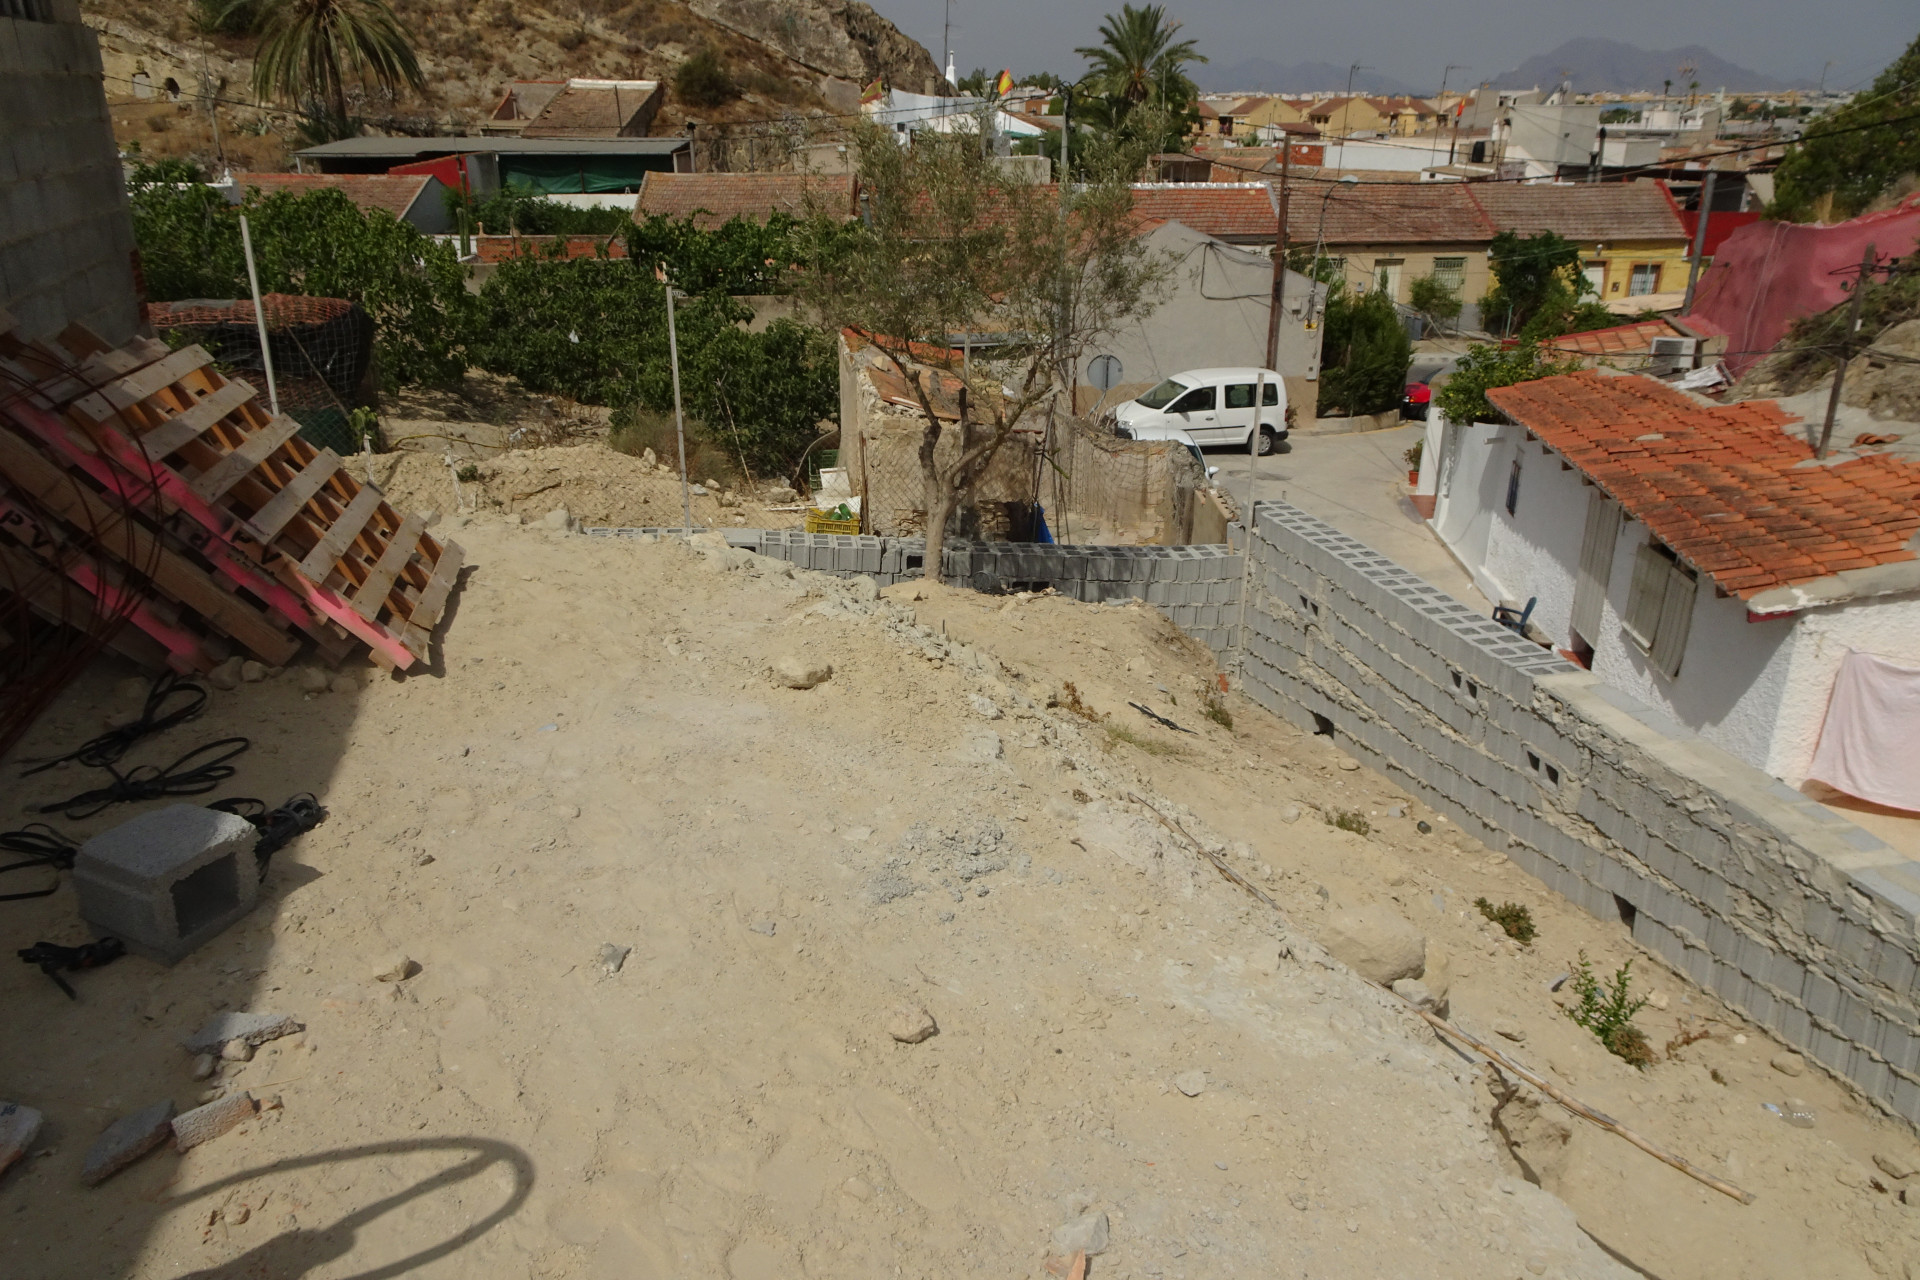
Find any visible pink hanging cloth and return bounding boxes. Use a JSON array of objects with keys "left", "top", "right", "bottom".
[{"left": 1808, "top": 650, "right": 1920, "bottom": 813}]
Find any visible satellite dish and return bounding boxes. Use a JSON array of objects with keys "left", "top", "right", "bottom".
[{"left": 1087, "top": 354, "right": 1122, "bottom": 392}]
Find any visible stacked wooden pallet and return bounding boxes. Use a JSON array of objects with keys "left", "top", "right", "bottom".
[{"left": 0, "top": 308, "right": 462, "bottom": 675}]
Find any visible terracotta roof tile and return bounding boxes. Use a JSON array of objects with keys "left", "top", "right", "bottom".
[
  {"left": 1465, "top": 180, "right": 1686, "bottom": 243},
  {"left": 521, "top": 81, "right": 661, "bottom": 138},
  {"left": 1487, "top": 372, "right": 1920, "bottom": 601},
  {"left": 1128, "top": 184, "right": 1277, "bottom": 238},
  {"left": 232, "top": 172, "right": 431, "bottom": 221},
  {"left": 635, "top": 173, "right": 858, "bottom": 229}
]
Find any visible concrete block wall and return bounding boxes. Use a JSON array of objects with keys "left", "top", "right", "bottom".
[
  {"left": 582, "top": 527, "right": 1245, "bottom": 652},
  {"left": 1, "top": 9, "right": 142, "bottom": 346},
  {"left": 1238, "top": 499, "right": 1920, "bottom": 1125}
]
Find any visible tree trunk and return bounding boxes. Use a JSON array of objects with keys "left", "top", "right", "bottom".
[{"left": 923, "top": 487, "right": 955, "bottom": 584}]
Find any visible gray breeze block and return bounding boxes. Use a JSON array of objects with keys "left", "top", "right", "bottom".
[{"left": 73, "top": 805, "right": 261, "bottom": 965}]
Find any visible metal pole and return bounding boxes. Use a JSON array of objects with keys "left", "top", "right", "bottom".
[
  {"left": 238, "top": 215, "right": 280, "bottom": 416},
  {"left": 666, "top": 284, "right": 693, "bottom": 530},
  {"left": 1817, "top": 242, "right": 1873, "bottom": 459},
  {"left": 1263, "top": 136, "right": 1290, "bottom": 371},
  {"left": 1680, "top": 170, "right": 1718, "bottom": 314}
]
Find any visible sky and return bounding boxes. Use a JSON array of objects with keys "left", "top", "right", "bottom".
[{"left": 868, "top": 0, "right": 1911, "bottom": 93}]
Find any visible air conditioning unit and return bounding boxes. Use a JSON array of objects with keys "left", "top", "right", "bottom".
[{"left": 1648, "top": 336, "right": 1700, "bottom": 376}]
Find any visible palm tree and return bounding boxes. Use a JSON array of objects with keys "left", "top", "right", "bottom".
[
  {"left": 242, "top": 0, "right": 425, "bottom": 137},
  {"left": 1074, "top": 4, "right": 1205, "bottom": 108}
]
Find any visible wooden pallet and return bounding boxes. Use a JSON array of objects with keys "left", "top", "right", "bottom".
[{"left": 0, "top": 317, "right": 462, "bottom": 670}]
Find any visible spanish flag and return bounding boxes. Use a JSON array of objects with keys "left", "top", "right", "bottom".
[
  {"left": 994, "top": 69, "right": 1014, "bottom": 97},
  {"left": 861, "top": 76, "right": 885, "bottom": 105}
]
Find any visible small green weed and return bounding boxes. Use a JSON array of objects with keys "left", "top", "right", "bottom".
[
  {"left": 1475, "top": 897, "right": 1537, "bottom": 944},
  {"left": 1566, "top": 950, "right": 1654, "bottom": 1068},
  {"left": 455, "top": 463, "right": 482, "bottom": 483},
  {"left": 1203, "top": 697, "right": 1233, "bottom": 730},
  {"left": 1327, "top": 810, "right": 1371, "bottom": 836},
  {"left": 1103, "top": 724, "right": 1185, "bottom": 758}
]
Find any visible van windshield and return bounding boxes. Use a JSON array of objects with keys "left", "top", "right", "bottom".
[{"left": 1134, "top": 378, "right": 1190, "bottom": 410}]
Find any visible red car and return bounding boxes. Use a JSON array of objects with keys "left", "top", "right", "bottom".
[{"left": 1402, "top": 380, "right": 1433, "bottom": 420}]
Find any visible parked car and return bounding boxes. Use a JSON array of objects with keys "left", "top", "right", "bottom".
[
  {"left": 1113, "top": 367, "right": 1289, "bottom": 455},
  {"left": 1402, "top": 379, "right": 1433, "bottom": 420}
]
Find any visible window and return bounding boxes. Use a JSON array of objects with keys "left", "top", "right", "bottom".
[
  {"left": 1135, "top": 377, "right": 1190, "bottom": 410},
  {"left": 1169, "top": 386, "right": 1215, "bottom": 413},
  {"left": 1262, "top": 380, "right": 1279, "bottom": 406},
  {"left": 1225, "top": 383, "right": 1256, "bottom": 409},
  {"left": 1623, "top": 540, "right": 1696, "bottom": 678},
  {"left": 1628, "top": 263, "right": 1662, "bottom": 296},
  {"left": 1571, "top": 492, "right": 1622, "bottom": 644},
  {"left": 1504, "top": 457, "right": 1521, "bottom": 516},
  {"left": 1432, "top": 256, "right": 1466, "bottom": 292}
]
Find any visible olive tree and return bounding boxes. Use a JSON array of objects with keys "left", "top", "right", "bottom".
[{"left": 795, "top": 113, "right": 1170, "bottom": 573}]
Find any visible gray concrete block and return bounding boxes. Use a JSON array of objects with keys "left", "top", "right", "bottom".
[
  {"left": 73, "top": 805, "right": 261, "bottom": 965},
  {"left": 81, "top": 1098, "right": 176, "bottom": 1186},
  {"left": 171, "top": 1092, "right": 255, "bottom": 1151}
]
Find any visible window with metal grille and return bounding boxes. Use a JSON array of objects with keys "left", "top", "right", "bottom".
[
  {"left": 1628, "top": 262, "right": 1662, "bottom": 296},
  {"left": 1623, "top": 540, "right": 1696, "bottom": 677},
  {"left": 1432, "top": 256, "right": 1466, "bottom": 292}
]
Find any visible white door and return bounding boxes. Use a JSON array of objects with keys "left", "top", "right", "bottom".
[
  {"left": 1375, "top": 259, "right": 1404, "bottom": 301},
  {"left": 1583, "top": 261, "right": 1605, "bottom": 298},
  {"left": 1168, "top": 384, "right": 1218, "bottom": 440}
]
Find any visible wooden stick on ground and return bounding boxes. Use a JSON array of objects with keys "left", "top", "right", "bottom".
[
  {"left": 1412, "top": 1006, "right": 1756, "bottom": 1204},
  {"left": 1122, "top": 790, "right": 1758, "bottom": 1207}
]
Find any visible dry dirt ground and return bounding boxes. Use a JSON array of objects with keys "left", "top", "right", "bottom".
[{"left": 3, "top": 519, "right": 1919, "bottom": 1280}]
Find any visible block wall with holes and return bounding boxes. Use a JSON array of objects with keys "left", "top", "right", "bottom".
[
  {"left": 0, "top": 7, "right": 142, "bottom": 345},
  {"left": 1236, "top": 499, "right": 1920, "bottom": 1126}
]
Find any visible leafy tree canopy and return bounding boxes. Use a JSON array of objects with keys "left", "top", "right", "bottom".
[
  {"left": 674, "top": 46, "right": 739, "bottom": 109},
  {"left": 1432, "top": 342, "right": 1580, "bottom": 424},
  {"left": 242, "top": 0, "right": 424, "bottom": 140},
  {"left": 1771, "top": 32, "right": 1920, "bottom": 221},
  {"left": 1317, "top": 284, "right": 1411, "bottom": 417},
  {"left": 1479, "top": 229, "right": 1614, "bottom": 340}
]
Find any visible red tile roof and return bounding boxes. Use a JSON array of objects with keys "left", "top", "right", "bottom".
[
  {"left": 1488, "top": 372, "right": 1920, "bottom": 602},
  {"left": 521, "top": 81, "right": 661, "bottom": 138},
  {"left": 1542, "top": 318, "right": 1682, "bottom": 358},
  {"left": 1128, "top": 184, "right": 1277, "bottom": 239},
  {"left": 232, "top": 172, "right": 431, "bottom": 221},
  {"left": 635, "top": 173, "right": 858, "bottom": 229},
  {"left": 1465, "top": 180, "right": 1686, "bottom": 243},
  {"left": 1310, "top": 180, "right": 1493, "bottom": 245}
]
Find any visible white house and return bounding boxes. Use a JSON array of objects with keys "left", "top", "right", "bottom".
[
  {"left": 862, "top": 89, "right": 1047, "bottom": 144},
  {"left": 1422, "top": 369, "right": 1920, "bottom": 795}
]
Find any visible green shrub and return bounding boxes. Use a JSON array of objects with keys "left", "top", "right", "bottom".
[
  {"left": 448, "top": 183, "right": 632, "bottom": 237},
  {"left": 1566, "top": 951, "right": 1654, "bottom": 1068},
  {"left": 1431, "top": 342, "right": 1581, "bottom": 424},
  {"left": 1474, "top": 897, "right": 1536, "bottom": 944},
  {"left": 1317, "top": 284, "right": 1411, "bottom": 417},
  {"left": 1328, "top": 810, "right": 1372, "bottom": 836},
  {"left": 675, "top": 46, "right": 738, "bottom": 108}
]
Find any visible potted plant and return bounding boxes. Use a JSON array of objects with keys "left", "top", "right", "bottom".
[{"left": 1404, "top": 439, "right": 1423, "bottom": 486}]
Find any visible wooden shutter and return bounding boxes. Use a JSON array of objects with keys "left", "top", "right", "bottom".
[
  {"left": 1571, "top": 492, "right": 1621, "bottom": 643},
  {"left": 1623, "top": 542, "right": 1666, "bottom": 651},
  {"left": 1649, "top": 560, "right": 1697, "bottom": 678}
]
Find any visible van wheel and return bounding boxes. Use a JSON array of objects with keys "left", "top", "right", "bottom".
[{"left": 1256, "top": 425, "right": 1280, "bottom": 456}]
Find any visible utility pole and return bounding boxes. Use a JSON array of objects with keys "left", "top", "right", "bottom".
[
  {"left": 1263, "top": 137, "right": 1291, "bottom": 370},
  {"left": 1432, "top": 65, "right": 1467, "bottom": 164},
  {"left": 664, "top": 282, "right": 693, "bottom": 530},
  {"left": 1817, "top": 242, "right": 1874, "bottom": 459},
  {"left": 1680, "top": 169, "right": 1718, "bottom": 313}
]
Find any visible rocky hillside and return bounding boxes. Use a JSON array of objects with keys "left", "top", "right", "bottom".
[{"left": 82, "top": 0, "right": 940, "bottom": 170}]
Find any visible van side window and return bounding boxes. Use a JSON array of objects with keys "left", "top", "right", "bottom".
[
  {"left": 1263, "top": 381, "right": 1279, "bottom": 406},
  {"left": 1170, "top": 386, "right": 1216, "bottom": 413},
  {"left": 1225, "top": 383, "right": 1255, "bottom": 409}
]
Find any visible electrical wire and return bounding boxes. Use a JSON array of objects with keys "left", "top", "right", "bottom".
[
  {"left": 0, "top": 825, "right": 78, "bottom": 902},
  {"left": 35, "top": 737, "right": 252, "bottom": 821},
  {"left": 209, "top": 793, "right": 328, "bottom": 879},
  {"left": 18, "top": 671, "right": 207, "bottom": 776}
]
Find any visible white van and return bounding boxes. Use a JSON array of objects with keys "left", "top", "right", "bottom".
[{"left": 1112, "top": 367, "right": 1289, "bottom": 455}]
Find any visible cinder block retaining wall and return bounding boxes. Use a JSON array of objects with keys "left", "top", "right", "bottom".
[
  {"left": 1239, "top": 501, "right": 1920, "bottom": 1126},
  {"left": 586, "top": 514, "right": 1920, "bottom": 1124}
]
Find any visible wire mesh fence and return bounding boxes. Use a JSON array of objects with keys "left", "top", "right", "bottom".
[{"left": 147, "top": 295, "right": 374, "bottom": 455}]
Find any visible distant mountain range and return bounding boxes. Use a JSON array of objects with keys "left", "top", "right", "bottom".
[
  {"left": 1198, "top": 59, "right": 1422, "bottom": 97},
  {"left": 1487, "top": 39, "right": 1814, "bottom": 93},
  {"left": 1199, "top": 39, "right": 1816, "bottom": 98}
]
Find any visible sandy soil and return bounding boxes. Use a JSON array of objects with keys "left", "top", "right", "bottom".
[
  {"left": 3, "top": 519, "right": 1917, "bottom": 1279},
  {"left": 351, "top": 444, "right": 808, "bottom": 533}
]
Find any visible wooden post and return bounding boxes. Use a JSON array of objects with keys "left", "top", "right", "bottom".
[
  {"left": 1680, "top": 170, "right": 1717, "bottom": 315},
  {"left": 1817, "top": 241, "right": 1873, "bottom": 460}
]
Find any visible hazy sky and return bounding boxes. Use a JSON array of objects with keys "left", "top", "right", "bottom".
[{"left": 868, "top": 0, "right": 1910, "bottom": 92}]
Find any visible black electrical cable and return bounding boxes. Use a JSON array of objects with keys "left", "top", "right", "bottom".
[
  {"left": 210, "top": 793, "right": 328, "bottom": 879},
  {"left": 19, "top": 672, "right": 208, "bottom": 777},
  {"left": 0, "top": 825, "right": 79, "bottom": 902},
  {"left": 35, "top": 737, "right": 252, "bottom": 821}
]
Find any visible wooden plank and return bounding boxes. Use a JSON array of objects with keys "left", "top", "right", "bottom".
[
  {"left": 350, "top": 512, "right": 425, "bottom": 620},
  {"left": 100, "top": 345, "right": 213, "bottom": 410},
  {"left": 399, "top": 539, "right": 463, "bottom": 655},
  {"left": 298, "top": 485, "right": 382, "bottom": 583},
  {"left": 133, "top": 380, "right": 257, "bottom": 461},
  {"left": 190, "top": 414, "right": 301, "bottom": 501},
  {"left": 247, "top": 449, "right": 342, "bottom": 542},
  {"left": 0, "top": 423, "right": 299, "bottom": 664}
]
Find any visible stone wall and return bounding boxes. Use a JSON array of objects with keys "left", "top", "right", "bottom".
[{"left": 1, "top": 4, "right": 142, "bottom": 345}]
